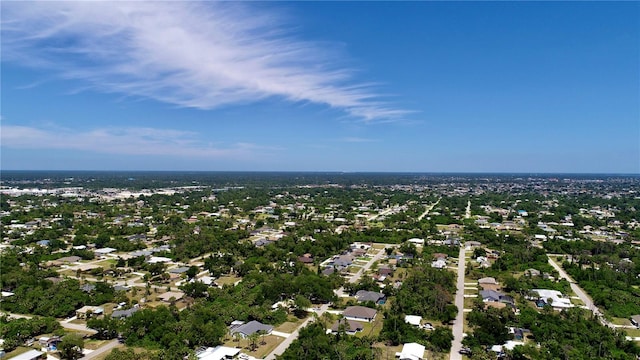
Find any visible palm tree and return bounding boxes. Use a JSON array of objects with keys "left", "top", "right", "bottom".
[{"left": 248, "top": 332, "right": 260, "bottom": 351}]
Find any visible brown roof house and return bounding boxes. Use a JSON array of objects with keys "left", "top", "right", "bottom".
[
  {"left": 478, "top": 277, "right": 501, "bottom": 291},
  {"left": 343, "top": 306, "right": 377, "bottom": 322}
]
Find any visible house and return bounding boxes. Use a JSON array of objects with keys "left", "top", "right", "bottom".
[
  {"left": 333, "top": 255, "right": 354, "bottom": 268},
  {"left": 322, "top": 267, "right": 335, "bottom": 276},
  {"left": 378, "top": 266, "right": 394, "bottom": 276},
  {"left": 478, "top": 277, "right": 498, "bottom": 285},
  {"left": 38, "top": 336, "right": 61, "bottom": 347},
  {"left": 351, "top": 248, "right": 367, "bottom": 257},
  {"left": 480, "top": 290, "right": 504, "bottom": 302},
  {"left": 407, "top": 238, "right": 424, "bottom": 245},
  {"left": 431, "top": 259, "right": 447, "bottom": 269},
  {"left": 157, "top": 291, "right": 185, "bottom": 302},
  {"left": 525, "top": 268, "right": 541, "bottom": 277},
  {"left": 9, "top": 349, "right": 45, "bottom": 360},
  {"left": 478, "top": 277, "right": 501, "bottom": 291},
  {"left": 254, "top": 238, "right": 272, "bottom": 247},
  {"left": 111, "top": 307, "right": 139, "bottom": 319},
  {"left": 630, "top": 315, "right": 640, "bottom": 328},
  {"left": 355, "top": 290, "right": 386, "bottom": 304},
  {"left": 404, "top": 315, "right": 422, "bottom": 327},
  {"left": 94, "top": 247, "right": 117, "bottom": 255},
  {"left": 230, "top": 320, "right": 273, "bottom": 338},
  {"left": 432, "top": 253, "right": 448, "bottom": 260},
  {"left": 343, "top": 306, "right": 377, "bottom": 322},
  {"left": 147, "top": 256, "right": 172, "bottom": 264},
  {"left": 330, "top": 318, "right": 364, "bottom": 335},
  {"left": 298, "top": 255, "right": 314, "bottom": 264},
  {"left": 395, "top": 342, "right": 425, "bottom": 360},
  {"left": 76, "top": 306, "right": 104, "bottom": 319},
  {"left": 169, "top": 267, "right": 190, "bottom": 275},
  {"left": 465, "top": 241, "right": 482, "bottom": 249},
  {"left": 195, "top": 346, "right": 241, "bottom": 360},
  {"left": 57, "top": 255, "right": 82, "bottom": 263},
  {"left": 530, "top": 289, "right": 572, "bottom": 309}
]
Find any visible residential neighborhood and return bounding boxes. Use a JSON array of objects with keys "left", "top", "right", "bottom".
[{"left": 1, "top": 172, "right": 639, "bottom": 360}]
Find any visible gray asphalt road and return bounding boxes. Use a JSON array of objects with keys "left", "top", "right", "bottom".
[
  {"left": 450, "top": 246, "right": 467, "bottom": 360},
  {"left": 547, "top": 256, "right": 605, "bottom": 320}
]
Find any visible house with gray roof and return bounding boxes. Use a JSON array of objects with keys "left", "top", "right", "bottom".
[
  {"left": 230, "top": 320, "right": 273, "bottom": 338},
  {"left": 330, "top": 318, "right": 364, "bottom": 335},
  {"left": 333, "top": 255, "right": 354, "bottom": 268},
  {"left": 111, "top": 307, "right": 139, "bottom": 319},
  {"left": 355, "top": 290, "right": 386, "bottom": 304}
]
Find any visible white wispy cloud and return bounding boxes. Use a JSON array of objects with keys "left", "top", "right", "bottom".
[
  {"left": 1, "top": 1, "right": 410, "bottom": 122},
  {"left": 0, "top": 124, "right": 273, "bottom": 159}
]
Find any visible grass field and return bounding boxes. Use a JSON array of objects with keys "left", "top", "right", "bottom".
[
  {"left": 223, "top": 334, "right": 283, "bottom": 359},
  {"left": 216, "top": 275, "right": 242, "bottom": 286},
  {"left": 274, "top": 315, "right": 308, "bottom": 333}
]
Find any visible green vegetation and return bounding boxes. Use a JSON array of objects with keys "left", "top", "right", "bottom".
[{"left": 0, "top": 315, "right": 61, "bottom": 351}]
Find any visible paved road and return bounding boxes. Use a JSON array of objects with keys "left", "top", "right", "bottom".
[
  {"left": 418, "top": 198, "right": 441, "bottom": 221},
  {"left": 465, "top": 200, "right": 471, "bottom": 219},
  {"left": 547, "top": 256, "right": 600, "bottom": 314},
  {"left": 347, "top": 248, "right": 387, "bottom": 284},
  {"left": 264, "top": 304, "right": 330, "bottom": 360},
  {"left": 80, "top": 339, "right": 120, "bottom": 360},
  {"left": 367, "top": 207, "right": 395, "bottom": 222},
  {"left": 450, "top": 246, "right": 467, "bottom": 360},
  {"left": 547, "top": 255, "right": 613, "bottom": 327}
]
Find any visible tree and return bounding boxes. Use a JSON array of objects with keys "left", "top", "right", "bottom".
[
  {"left": 248, "top": 332, "right": 260, "bottom": 351},
  {"left": 87, "top": 316, "right": 120, "bottom": 340},
  {"left": 58, "top": 334, "right": 84, "bottom": 360},
  {"left": 186, "top": 266, "right": 199, "bottom": 279},
  {"left": 294, "top": 295, "right": 311, "bottom": 317}
]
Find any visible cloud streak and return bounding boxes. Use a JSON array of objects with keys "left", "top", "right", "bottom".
[
  {"left": 1, "top": 2, "right": 410, "bottom": 122},
  {"left": 0, "top": 124, "right": 272, "bottom": 159}
]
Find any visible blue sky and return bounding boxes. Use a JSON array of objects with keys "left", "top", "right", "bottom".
[{"left": 1, "top": 1, "right": 638, "bottom": 173}]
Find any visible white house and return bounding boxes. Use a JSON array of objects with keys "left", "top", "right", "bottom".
[
  {"left": 395, "top": 342, "right": 425, "bottom": 360},
  {"left": 404, "top": 315, "right": 422, "bottom": 327}
]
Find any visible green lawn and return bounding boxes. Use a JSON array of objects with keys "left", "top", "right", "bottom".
[
  {"left": 357, "top": 315, "right": 384, "bottom": 338},
  {"left": 610, "top": 317, "right": 632, "bottom": 326},
  {"left": 274, "top": 315, "right": 308, "bottom": 333},
  {"left": 216, "top": 275, "right": 242, "bottom": 286},
  {"left": 624, "top": 328, "right": 640, "bottom": 337}
]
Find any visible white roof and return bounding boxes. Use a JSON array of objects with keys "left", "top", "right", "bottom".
[
  {"left": 8, "top": 349, "right": 44, "bottom": 360},
  {"left": 196, "top": 346, "right": 241, "bottom": 360},
  {"left": 404, "top": 315, "right": 422, "bottom": 326},
  {"left": 532, "top": 289, "right": 573, "bottom": 308},
  {"left": 408, "top": 238, "right": 424, "bottom": 244},
  {"left": 95, "top": 247, "right": 116, "bottom": 254},
  {"left": 148, "top": 256, "right": 172, "bottom": 263},
  {"left": 396, "top": 342, "right": 425, "bottom": 360},
  {"left": 504, "top": 340, "right": 525, "bottom": 350}
]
